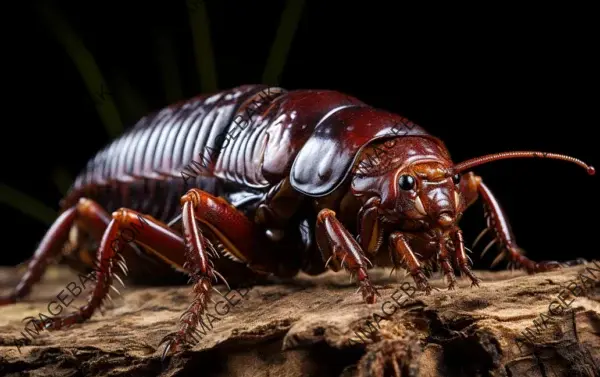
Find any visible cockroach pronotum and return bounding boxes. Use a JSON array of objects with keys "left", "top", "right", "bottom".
[{"left": 0, "top": 84, "right": 595, "bottom": 358}]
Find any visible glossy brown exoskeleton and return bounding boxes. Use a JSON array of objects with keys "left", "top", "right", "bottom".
[{"left": 0, "top": 85, "right": 595, "bottom": 358}]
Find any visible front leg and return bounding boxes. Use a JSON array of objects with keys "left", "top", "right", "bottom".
[
  {"left": 357, "top": 197, "right": 384, "bottom": 255},
  {"left": 316, "top": 209, "right": 378, "bottom": 303},
  {"left": 438, "top": 238, "right": 457, "bottom": 290},
  {"left": 462, "top": 173, "right": 561, "bottom": 272},
  {"left": 389, "top": 232, "right": 433, "bottom": 294},
  {"left": 452, "top": 229, "right": 481, "bottom": 287}
]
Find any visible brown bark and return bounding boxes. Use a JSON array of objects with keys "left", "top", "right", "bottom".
[{"left": 0, "top": 263, "right": 599, "bottom": 377}]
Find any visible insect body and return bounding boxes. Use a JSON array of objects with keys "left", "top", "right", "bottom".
[{"left": 0, "top": 84, "right": 594, "bottom": 358}]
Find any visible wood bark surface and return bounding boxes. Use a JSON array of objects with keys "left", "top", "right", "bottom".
[{"left": 1, "top": 263, "right": 599, "bottom": 377}]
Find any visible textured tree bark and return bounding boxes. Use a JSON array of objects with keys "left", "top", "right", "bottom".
[{"left": 0, "top": 263, "right": 598, "bottom": 377}]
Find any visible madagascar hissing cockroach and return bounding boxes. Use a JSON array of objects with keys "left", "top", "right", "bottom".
[{"left": 0, "top": 84, "right": 595, "bottom": 358}]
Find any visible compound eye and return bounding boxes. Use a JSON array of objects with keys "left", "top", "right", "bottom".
[
  {"left": 398, "top": 175, "right": 415, "bottom": 190},
  {"left": 452, "top": 173, "right": 461, "bottom": 185}
]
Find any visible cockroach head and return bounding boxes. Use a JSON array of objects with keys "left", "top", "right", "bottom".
[
  {"left": 351, "top": 135, "right": 595, "bottom": 231},
  {"left": 351, "top": 136, "right": 464, "bottom": 229}
]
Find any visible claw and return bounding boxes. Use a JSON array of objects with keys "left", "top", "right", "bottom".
[
  {"left": 159, "top": 332, "right": 189, "bottom": 362},
  {"left": 413, "top": 272, "right": 433, "bottom": 295},
  {"left": 159, "top": 336, "right": 174, "bottom": 363},
  {"left": 412, "top": 270, "right": 429, "bottom": 288},
  {"left": 359, "top": 281, "right": 379, "bottom": 304}
]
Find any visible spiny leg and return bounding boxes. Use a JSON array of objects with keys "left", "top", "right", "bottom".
[
  {"left": 389, "top": 232, "right": 433, "bottom": 294},
  {"left": 0, "top": 199, "right": 110, "bottom": 306},
  {"left": 37, "top": 208, "right": 188, "bottom": 330},
  {"left": 26, "top": 198, "right": 258, "bottom": 359},
  {"left": 476, "top": 180, "right": 561, "bottom": 273},
  {"left": 160, "top": 188, "right": 277, "bottom": 358},
  {"left": 438, "top": 239, "right": 457, "bottom": 290},
  {"left": 452, "top": 229, "right": 480, "bottom": 287},
  {"left": 460, "top": 173, "right": 562, "bottom": 273},
  {"left": 315, "top": 209, "right": 378, "bottom": 304}
]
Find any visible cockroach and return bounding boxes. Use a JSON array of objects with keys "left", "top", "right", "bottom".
[{"left": 0, "top": 84, "right": 595, "bottom": 359}]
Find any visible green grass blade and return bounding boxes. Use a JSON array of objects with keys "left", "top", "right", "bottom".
[
  {"left": 52, "top": 167, "right": 74, "bottom": 196},
  {"left": 35, "top": 1, "right": 124, "bottom": 138},
  {"left": 155, "top": 32, "right": 184, "bottom": 103},
  {"left": 262, "top": 0, "right": 306, "bottom": 86},
  {"left": 110, "top": 69, "right": 150, "bottom": 125},
  {"left": 186, "top": 0, "right": 218, "bottom": 92},
  {"left": 0, "top": 184, "right": 57, "bottom": 225}
]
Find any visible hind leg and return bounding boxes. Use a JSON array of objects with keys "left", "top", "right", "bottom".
[
  {"left": 34, "top": 207, "right": 192, "bottom": 331},
  {"left": 0, "top": 199, "right": 110, "bottom": 305},
  {"left": 29, "top": 188, "right": 282, "bottom": 359}
]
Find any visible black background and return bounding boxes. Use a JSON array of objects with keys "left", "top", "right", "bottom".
[{"left": 1, "top": 1, "right": 597, "bottom": 268}]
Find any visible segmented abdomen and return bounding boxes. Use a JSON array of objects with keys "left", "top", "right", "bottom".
[{"left": 61, "top": 85, "right": 285, "bottom": 222}]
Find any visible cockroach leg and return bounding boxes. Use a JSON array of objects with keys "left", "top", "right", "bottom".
[
  {"left": 475, "top": 180, "right": 562, "bottom": 273},
  {"left": 460, "top": 173, "right": 563, "bottom": 274},
  {"left": 452, "top": 229, "right": 481, "bottom": 287},
  {"left": 505, "top": 246, "right": 561, "bottom": 272},
  {"left": 357, "top": 197, "right": 384, "bottom": 255},
  {"left": 160, "top": 189, "right": 278, "bottom": 359},
  {"left": 389, "top": 232, "right": 433, "bottom": 295},
  {"left": 36, "top": 208, "right": 188, "bottom": 331},
  {"left": 315, "top": 209, "right": 379, "bottom": 304},
  {"left": 0, "top": 199, "right": 110, "bottom": 306},
  {"left": 438, "top": 239, "right": 457, "bottom": 290}
]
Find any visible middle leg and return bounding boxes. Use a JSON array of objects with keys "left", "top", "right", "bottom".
[
  {"left": 159, "top": 188, "right": 284, "bottom": 357},
  {"left": 388, "top": 232, "right": 433, "bottom": 294},
  {"left": 451, "top": 229, "right": 481, "bottom": 287}
]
